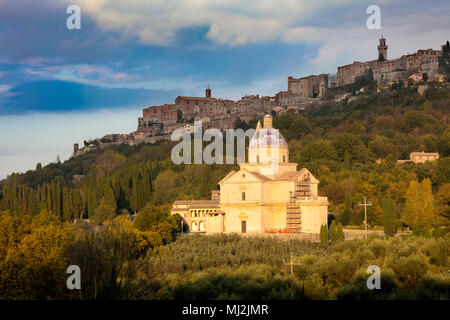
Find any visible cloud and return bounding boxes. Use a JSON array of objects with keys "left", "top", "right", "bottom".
[
  {"left": 0, "top": 108, "right": 140, "bottom": 179},
  {"left": 0, "top": 80, "right": 179, "bottom": 115},
  {"left": 0, "top": 145, "right": 16, "bottom": 156},
  {"left": 70, "top": 0, "right": 381, "bottom": 46},
  {"left": 59, "top": 0, "right": 449, "bottom": 75},
  {"left": 0, "top": 85, "right": 11, "bottom": 92},
  {"left": 1, "top": 0, "right": 449, "bottom": 108},
  {"left": 304, "top": 10, "right": 450, "bottom": 74}
]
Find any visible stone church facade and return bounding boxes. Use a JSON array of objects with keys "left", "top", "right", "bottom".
[{"left": 171, "top": 115, "right": 328, "bottom": 234}]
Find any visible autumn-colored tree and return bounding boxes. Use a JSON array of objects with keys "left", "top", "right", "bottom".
[
  {"left": 94, "top": 149, "right": 126, "bottom": 177},
  {"left": 0, "top": 212, "right": 73, "bottom": 299},
  {"left": 436, "top": 183, "right": 450, "bottom": 234},
  {"left": 402, "top": 179, "right": 436, "bottom": 236}
]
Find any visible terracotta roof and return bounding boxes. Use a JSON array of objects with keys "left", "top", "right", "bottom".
[
  {"left": 410, "top": 152, "right": 439, "bottom": 156},
  {"left": 173, "top": 200, "right": 220, "bottom": 206},
  {"left": 176, "top": 96, "right": 217, "bottom": 101}
]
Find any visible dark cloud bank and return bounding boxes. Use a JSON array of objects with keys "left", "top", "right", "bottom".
[{"left": 0, "top": 80, "right": 178, "bottom": 115}]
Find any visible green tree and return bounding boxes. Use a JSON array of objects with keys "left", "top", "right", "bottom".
[
  {"left": 382, "top": 196, "right": 397, "bottom": 237},
  {"left": 436, "top": 183, "right": 450, "bottom": 234},
  {"left": 300, "top": 140, "right": 338, "bottom": 163},
  {"left": 133, "top": 205, "right": 178, "bottom": 244},
  {"left": 91, "top": 198, "right": 116, "bottom": 226},
  {"left": 320, "top": 224, "right": 328, "bottom": 244},
  {"left": 341, "top": 195, "right": 352, "bottom": 226},
  {"left": 330, "top": 220, "right": 337, "bottom": 243},
  {"left": 336, "top": 222, "right": 344, "bottom": 241},
  {"left": 344, "top": 150, "right": 351, "bottom": 170},
  {"left": 104, "top": 183, "right": 117, "bottom": 210}
]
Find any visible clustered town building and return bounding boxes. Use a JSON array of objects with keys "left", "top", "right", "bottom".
[
  {"left": 73, "top": 37, "right": 447, "bottom": 157},
  {"left": 74, "top": 37, "right": 446, "bottom": 156},
  {"left": 337, "top": 36, "right": 444, "bottom": 86}
]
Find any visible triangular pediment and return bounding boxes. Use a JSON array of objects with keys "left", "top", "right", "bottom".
[
  {"left": 218, "top": 170, "right": 237, "bottom": 185},
  {"left": 296, "top": 168, "right": 319, "bottom": 184},
  {"left": 219, "top": 168, "right": 269, "bottom": 185}
]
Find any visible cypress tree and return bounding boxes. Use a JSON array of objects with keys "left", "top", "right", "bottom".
[
  {"left": 341, "top": 194, "right": 352, "bottom": 226},
  {"left": 337, "top": 222, "right": 344, "bottom": 241},
  {"left": 104, "top": 183, "right": 117, "bottom": 210},
  {"left": 330, "top": 220, "right": 338, "bottom": 243},
  {"left": 62, "top": 187, "right": 72, "bottom": 222},
  {"left": 421, "top": 178, "right": 436, "bottom": 235},
  {"left": 320, "top": 224, "right": 328, "bottom": 244},
  {"left": 382, "top": 196, "right": 397, "bottom": 237},
  {"left": 55, "top": 182, "right": 62, "bottom": 218},
  {"left": 344, "top": 150, "right": 351, "bottom": 170},
  {"left": 46, "top": 183, "right": 52, "bottom": 213}
]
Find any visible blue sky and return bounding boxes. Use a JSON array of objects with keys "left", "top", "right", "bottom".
[{"left": 0, "top": 0, "right": 449, "bottom": 179}]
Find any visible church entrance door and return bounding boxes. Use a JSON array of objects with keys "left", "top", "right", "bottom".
[{"left": 241, "top": 220, "right": 247, "bottom": 233}]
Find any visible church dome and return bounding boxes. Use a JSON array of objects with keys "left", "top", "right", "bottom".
[{"left": 249, "top": 128, "right": 287, "bottom": 148}]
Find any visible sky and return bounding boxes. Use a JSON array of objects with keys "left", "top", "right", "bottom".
[{"left": 0, "top": 0, "right": 449, "bottom": 179}]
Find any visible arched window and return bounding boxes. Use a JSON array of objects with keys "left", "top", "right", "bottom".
[{"left": 283, "top": 155, "right": 286, "bottom": 162}]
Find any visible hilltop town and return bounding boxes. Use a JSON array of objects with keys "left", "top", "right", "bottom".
[{"left": 73, "top": 38, "right": 449, "bottom": 157}]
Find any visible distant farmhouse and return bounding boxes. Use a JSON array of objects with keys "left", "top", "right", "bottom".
[{"left": 397, "top": 151, "right": 440, "bottom": 164}]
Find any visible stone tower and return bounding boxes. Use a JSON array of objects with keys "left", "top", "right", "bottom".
[
  {"left": 205, "top": 87, "right": 211, "bottom": 98},
  {"left": 377, "top": 36, "right": 388, "bottom": 62}
]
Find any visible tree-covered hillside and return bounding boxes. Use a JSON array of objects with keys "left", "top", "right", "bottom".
[
  {"left": 0, "top": 83, "right": 449, "bottom": 300},
  {"left": 1, "top": 84, "right": 448, "bottom": 234}
]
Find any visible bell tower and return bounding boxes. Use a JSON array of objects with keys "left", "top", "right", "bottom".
[
  {"left": 205, "top": 86, "right": 211, "bottom": 98},
  {"left": 377, "top": 36, "right": 388, "bottom": 62}
]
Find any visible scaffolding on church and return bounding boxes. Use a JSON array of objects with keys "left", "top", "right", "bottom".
[{"left": 286, "top": 173, "right": 311, "bottom": 232}]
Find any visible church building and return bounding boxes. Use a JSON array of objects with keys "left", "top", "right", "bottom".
[{"left": 171, "top": 115, "right": 328, "bottom": 234}]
